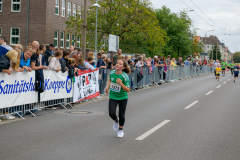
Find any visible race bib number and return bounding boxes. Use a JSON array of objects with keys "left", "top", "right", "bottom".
[
  {"left": 234, "top": 69, "right": 238, "bottom": 71},
  {"left": 110, "top": 82, "right": 121, "bottom": 92},
  {"left": 217, "top": 71, "right": 220, "bottom": 74}
]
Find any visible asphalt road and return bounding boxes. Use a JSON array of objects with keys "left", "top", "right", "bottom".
[{"left": 1, "top": 72, "right": 240, "bottom": 160}]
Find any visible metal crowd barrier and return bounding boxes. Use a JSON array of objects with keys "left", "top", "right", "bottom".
[{"left": 1, "top": 64, "right": 214, "bottom": 120}]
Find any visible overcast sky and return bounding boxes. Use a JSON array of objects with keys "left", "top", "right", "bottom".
[{"left": 150, "top": 0, "right": 240, "bottom": 53}]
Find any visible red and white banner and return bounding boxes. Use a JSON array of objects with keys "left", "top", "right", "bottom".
[{"left": 73, "top": 69, "right": 100, "bottom": 102}]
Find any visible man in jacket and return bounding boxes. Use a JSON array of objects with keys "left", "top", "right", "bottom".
[
  {"left": 44, "top": 44, "right": 55, "bottom": 66},
  {"left": 112, "top": 49, "right": 122, "bottom": 66}
]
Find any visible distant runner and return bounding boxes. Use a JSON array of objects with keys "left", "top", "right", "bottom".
[
  {"left": 221, "top": 60, "right": 227, "bottom": 76},
  {"left": 233, "top": 63, "right": 239, "bottom": 82},
  {"left": 231, "top": 61, "right": 235, "bottom": 76},
  {"left": 214, "top": 60, "right": 220, "bottom": 79},
  {"left": 215, "top": 64, "right": 221, "bottom": 81}
]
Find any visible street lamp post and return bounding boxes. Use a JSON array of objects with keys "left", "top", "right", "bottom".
[
  {"left": 82, "top": 0, "right": 87, "bottom": 60},
  {"left": 93, "top": 1, "right": 100, "bottom": 63},
  {"left": 204, "top": 29, "right": 214, "bottom": 60}
]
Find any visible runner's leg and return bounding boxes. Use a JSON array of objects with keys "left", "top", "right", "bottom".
[
  {"left": 109, "top": 99, "right": 118, "bottom": 121},
  {"left": 118, "top": 99, "right": 128, "bottom": 129}
]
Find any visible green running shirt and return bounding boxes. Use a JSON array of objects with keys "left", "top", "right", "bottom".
[
  {"left": 221, "top": 62, "right": 227, "bottom": 69},
  {"left": 109, "top": 70, "right": 130, "bottom": 100}
]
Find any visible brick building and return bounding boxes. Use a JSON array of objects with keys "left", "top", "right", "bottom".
[{"left": 0, "top": 0, "right": 91, "bottom": 49}]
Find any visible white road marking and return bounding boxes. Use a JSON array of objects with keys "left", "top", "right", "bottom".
[
  {"left": 205, "top": 90, "right": 213, "bottom": 95},
  {"left": 216, "top": 85, "right": 221, "bottom": 88},
  {"left": 223, "top": 81, "right": 227, "bottom": 84},
  {"left": 228, "top": 79, "right": 231, "bottom": 81},
  {"left": 135, "top": 120, "right": 171, "bottom": 141},
  {"left": 184, "top": 100, "right": 199, "bottom": 109}
]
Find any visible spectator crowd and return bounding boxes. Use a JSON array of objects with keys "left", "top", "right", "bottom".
[{"left": 1, "top": 35, "right": 234, "bottom": 120}]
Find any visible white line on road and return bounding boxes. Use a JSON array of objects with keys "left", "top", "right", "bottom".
[
  {"left": 135, "top": 120, "right": 171, "bottom": 141},
  {"left": 216, "top": 85, "right": 221, "bottom": 88},
  {"left": 223, "top": 81, "right": 227, "bottom": 84},
  {"left": 184, "top": 101, "right": 199, "bottom": 109},
  {"left": 205, "top": 90, "right": 213, "bottom": 95},
  {"left": 228, "top": 79, "right": 231, "bottom": 81}
]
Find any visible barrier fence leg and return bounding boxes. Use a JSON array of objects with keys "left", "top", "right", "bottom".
[
  {"left": 16, "top": 112, "right": 24, "bottom": 119},
  {"left": 28, "top": 110, "right": 36, "bottom": 117}
]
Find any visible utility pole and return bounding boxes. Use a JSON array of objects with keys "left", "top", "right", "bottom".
[
  {"left": 212, "top": 46, "right": 213, "bottom": 60},
  {"left": 216, "top": 42, "right": 218, "bottom": 60},
  {"left": 82, "top": 0, "right": 87, "bottom": 60}
]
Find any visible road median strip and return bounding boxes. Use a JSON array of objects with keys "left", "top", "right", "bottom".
[
  {"left": 184, "top": 101, "right": 199, "bottom": 109},
  {"left": 135, "top": 120, "right": 171, "bottom": 141}
]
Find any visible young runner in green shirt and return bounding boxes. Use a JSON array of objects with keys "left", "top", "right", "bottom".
[
  {"left": 221, "top": 60, "right": 227, "bottom": 76},
  {"left": 227, "top": 62, "right": 231, "bottom": 72},
  {"left": 231, "top": 61, "right": 235, "bottom": 75},
  {"left": 105, "top": 59, "right": 130, "bottom": 138}
]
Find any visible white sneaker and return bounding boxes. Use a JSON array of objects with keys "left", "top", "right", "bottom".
[
  {"left": 3, "top": 114, "right": 15, "bottom": 120},
  {"left": 117, "top": 130, "right": 124, "bottom": 138},
  {"left": 113, "top": 120, "right": 119, "bottom": 131}
]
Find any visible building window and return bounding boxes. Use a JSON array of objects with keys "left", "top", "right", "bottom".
[
  {"left": 60, "top": 31, "right": 64, "bottom": 48},
  {"left": 73, "top": 4, "right": 76, "bottom": 19},
  {"left": 0, "top": 27, "right": 1, "bottom": 36},
  {"left": 55, "top": 0, "right": 59, "bottom": 15},
  {"left": 67, "top": 2, "right": 71, "bottom": 18},
  {"left": 66, "top": 33, "right": 70, "bottom": 49},
  {"left": 72, "top": 34, "right": 75, "bottom": 47},
  {"left": 78, "top": 5, "right": 82, "bottom": 19},
  {"left": 54, "top": 30, "right": 58, "bottom": 47},
  {"left": 0, "top": 0, "right": 2, "bottom": 12},
  {"left": 11, "top": 0, "right": 21, "bottom": 12},
  {"left": 10, "top": 27, "right": 20, "bottom": 45},
  {"left": 77, "top": 36, "right": 80, "bottom": 48},
  {"left": 62, "top": 0, "right": 65, "bottom": 17}
]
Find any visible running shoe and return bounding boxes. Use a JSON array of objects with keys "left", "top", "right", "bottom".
[
  {"left": 113, "top": 120, "right": 119, "bottom": 131},
  {"left": 117, "top": 130, "right": 124, "bottom": 138}
]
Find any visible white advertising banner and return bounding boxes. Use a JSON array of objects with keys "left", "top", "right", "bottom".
[
  {"left": 41, "top": 71, "right": 73, "bottom": 101},
  {"left": 73, "top": 69, "right": 100, "bottom": 102},
  {"left": 0, "top": 71, "right": 37, "bottom": 108},
  {"left": 0, "top": 70, "right": 73, "bottom": 109}
]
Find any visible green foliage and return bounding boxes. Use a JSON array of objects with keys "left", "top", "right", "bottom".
[
  {"left": 65, "top": 2, "right": 201, "bottom": 58},
  {"left": 155, "top": 6, "right": 198, "bottom": 58},
  {"left": 65, "top": 0, "right": 167, "bottom": 56},
  {"left": 192, "top": 38, "right": 204, "bottom": 55},
  {"left": 233, "top": 52, "right": 240, "bottom": 63},
  {"left": 209, "top": 44, "right": 222, "bottom": 61}
]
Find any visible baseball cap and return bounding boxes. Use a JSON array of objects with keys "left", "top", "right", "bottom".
[{"left": 50, "top": 44, "right": 55, "bottom": 47}]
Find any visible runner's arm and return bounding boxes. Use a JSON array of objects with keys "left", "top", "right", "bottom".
[{"left": 116, "top": 78, "right": 130, "bottom": 92}]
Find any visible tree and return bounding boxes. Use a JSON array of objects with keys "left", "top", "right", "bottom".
[
  {"left": 155, "top": 6, "right": 197, "bottom": 59},
  {"left": 192, "top": 38, "right": 204, "bottom": 56},
  {"left": 209, "top": 44, "right": 222, "bottom": 61},
  {"left": 233, "top": 52, "right": 240, "bottom": 63},
  {"left": 65, "top": 0, "right": 167, "bottom": 57}
]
